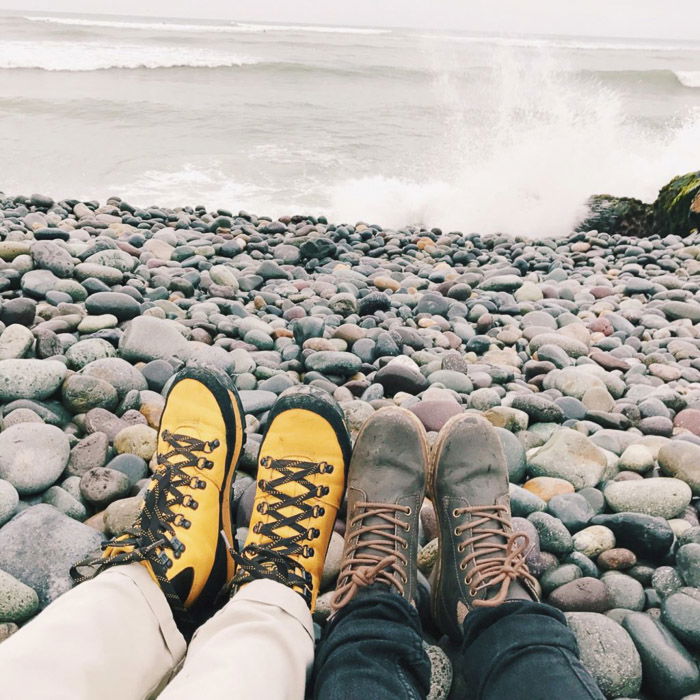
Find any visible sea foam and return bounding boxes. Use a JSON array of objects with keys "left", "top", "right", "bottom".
[
  {"left": 328, "top": 54, "right": 700, "bottom": 237},
  {"left": 0, "top": 40, "right": 258, "bottom": 71},
  {"left": 24, "top": 15, "right": 389, "bottom": 35},
  {"left": 675, "top": 71, "right": 700, "bottom": 88}
]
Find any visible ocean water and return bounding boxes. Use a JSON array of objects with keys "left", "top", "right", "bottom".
[{"left": 0, "top": 12, "right": 699, "bottom": 237}]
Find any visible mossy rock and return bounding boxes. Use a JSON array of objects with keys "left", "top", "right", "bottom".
[
  {"left": 576, "top": 195, "right": 653, "bottom": 236},
  {"left": 654, "top": 170, "right": 700, "bottom": 237}
]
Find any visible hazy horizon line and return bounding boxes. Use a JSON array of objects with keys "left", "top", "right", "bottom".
[{"left": 2, "top": 7, "right": 699, "bottom": 45}]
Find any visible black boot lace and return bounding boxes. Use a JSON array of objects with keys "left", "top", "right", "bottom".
[
  {"left": 230, "top": 456, "right": 334, "bottom": 606},
  {"left": 70, "top": 430, "right": 220, "bottom": 618}
]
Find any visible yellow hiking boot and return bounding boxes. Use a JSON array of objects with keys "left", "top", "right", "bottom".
[
  {"left": 72, "top": 367, "right": 245, "bottom": 628},
  {"left": 231, "top": 387, "right": 351, "bottom": 610}
]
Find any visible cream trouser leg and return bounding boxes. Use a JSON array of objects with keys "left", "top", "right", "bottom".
[
  {"left": 0, "top": 564, "right": 314, "bottom": 700},
  {"left": 160, "top": 579, "right": 314, "bottom": 700}
]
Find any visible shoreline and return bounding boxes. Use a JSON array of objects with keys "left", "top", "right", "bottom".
[{"left": 0, "top": 192, "right": 699, "bottom": 696}]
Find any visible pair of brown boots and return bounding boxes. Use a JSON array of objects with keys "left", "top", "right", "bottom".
[{"left": 332, "top": 407, "right": 539, "bottom": 640}]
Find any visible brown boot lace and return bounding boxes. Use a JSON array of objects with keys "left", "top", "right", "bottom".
[
  {"left": 331, "top": 502, "right": 411, "bottom": 612},
  {"left": 454, "top": 504, "right": 538, "bottom": 607}
]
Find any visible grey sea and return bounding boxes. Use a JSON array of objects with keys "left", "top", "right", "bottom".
[{"left": 0, "top": 11, "right": 699, "bottom": 235}]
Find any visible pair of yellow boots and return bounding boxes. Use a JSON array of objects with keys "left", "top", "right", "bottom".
[{"left": 73, "top": 367, "right": 352, "bottom": 627}]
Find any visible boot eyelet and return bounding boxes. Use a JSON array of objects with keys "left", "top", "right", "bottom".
[
  {"left": 257, "top": 502, "right": 268, "bottom": 515},
  {"left": 258, "top": 479, "right": 266, "bottom": 490},
  {"left": 459, "top": 562, "right": 466, "bottom": 570},
  {"left": 452, "top": 508, "right": 460, "bottom": 517},
  {"left": 469, "top": 587, "right": 478, "bottom": 596},
  {"left": 405, "top": 507, "right": 412, "bottom": 516},
  {"left": 453, "top": 528, "right": 460, "bottom": 536},
  {"left": 402, "top": 541, "right": 408, "bottom": 550},
  {"left": 403, "top": 523, "right": 410, "bottom": 532},
  {"left": 253, "top": 522, "right": 261, "bottom": 534}
]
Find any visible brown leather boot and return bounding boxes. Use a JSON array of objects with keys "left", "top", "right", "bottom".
[
  {"left": 331, "top": 406, "right": 428, "bottom": 613},
  {"left": 430, "top": 413, "right": 539, "bottom": 641}
]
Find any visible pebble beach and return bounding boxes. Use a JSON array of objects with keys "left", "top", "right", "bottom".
[{"left": 0, "top": 188, "right": 698, "bottom": 699}]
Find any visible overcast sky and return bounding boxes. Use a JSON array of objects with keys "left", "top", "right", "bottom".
[{"left": 1, "top": 0, "right": 699, "bottom": 40}]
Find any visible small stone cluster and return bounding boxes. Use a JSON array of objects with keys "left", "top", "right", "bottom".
[{"left": 0, "top": 191, "right": 699, "bottom": 698}]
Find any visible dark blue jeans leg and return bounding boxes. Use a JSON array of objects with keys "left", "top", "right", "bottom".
[
  {"left": 458, "top": 600, "right": 604, "bottom": 700},
  {"left": 312, "top": 585, "right": 431, "bottom": 700}
]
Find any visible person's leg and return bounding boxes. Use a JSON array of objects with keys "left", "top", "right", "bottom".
[
  {"left": 314, "top": 585, "right": 430, "bottom": 700},
  {"left": 0, "top": 563, "right": 185, "bottom": 700},
  {"left": 1, "top": 367, "right": 245, "bottom": 700},
  {"left": 161, "top": 579, "right": 313, "bottom": 700},
  {"left": 314, "top": 408, "right": 432, "bottom": 700},
  {"left": 166, "top": 387, "right": 351, "bottom": 700},
  {"left": 431, "top": 414, "right": 603, "bottom": 700},
  {"left": 458, "top": 600, "right": 604, "bottom": 700}
]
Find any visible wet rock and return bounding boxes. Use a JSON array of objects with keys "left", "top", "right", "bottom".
[{"left": 622, "top": 612, "right": 700, "bottom": 699}]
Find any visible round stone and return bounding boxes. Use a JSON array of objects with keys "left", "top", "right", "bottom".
[
  {"left": 597, "top": 548, "right": 637, "bottom": 571},
  {"left": 548, "top": 577, "right": 610, "bottom": 613},
  {"left": 66, "top": 338, "right": 117, "bottom": 371},
  {"left": 603, "top": 477, "right": 692, "bottom": 519},
  {"left": 676, "top": 543, "right": 700, "bottom": 587},
  {"left": 527, "top": 428, "right": 606, "bottom": 489},
  {"left": 320, "top": 531, "right": 344, "bottom": 590},
  {"left": 522, "top": 476, "right": 574, "bottom": 502},
  {"left": 661, "top": 592, "right": 700, "bottom": 648},
  {"left": 0, "top": 569, "right": 39, "bottom": 623},
  {"left": 528, "top": 511, "right": 573, "bottom": 554},
  {"left": 0, "top": 504, "right": 102, "bottom": 607},
  {"left": 601, "top": 571, "right": 645, "bottom": 611},
  {"left": 41, "top": 485, "right": 87, "bottom": 521},
  {"left": 0, "top": 480, "right": 19, "bottom": 527},
  {"left": 61, "top": 374, "right": 119, "bottom": 414},
  {"left": 622, "top": 612, "right": 700, "bottom": 699},
  {"left": 0, "top": 424, "right": 70, "bottom": 496},
  {"left": 305, "top": 351, "right": 361, "bottom": 376},
  {"left": 0, "top": 359, "right": 66, "bottom": 401},
  {"left": 104, "top": 495, "right": 143, "bottom": 536},
  {"left": 0, "top": 324, "right": 34, "bottom": 360},
  {"left": 565, "top": 612, "right": 642, "bottom": 698},
  {"left": 113, "top": 424, "right": 157, "bottom": 461},
  {"left": 572, "top": 525, "right": 616, "bottom": 558},
  {"left": 424, "top": 642, "right": 453, "bottom": 700},
  {"left": 79, "top": 467, "right": 132, "bottom": 507},
  {"left": 658, "top": 440, "right": 700, "bottom": 496},
  {"left": 81, "top": 357, "right": 148, "bottom": 398},
  {"left": 85, "top": 292, "right": 141, "bottom": 321}
]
